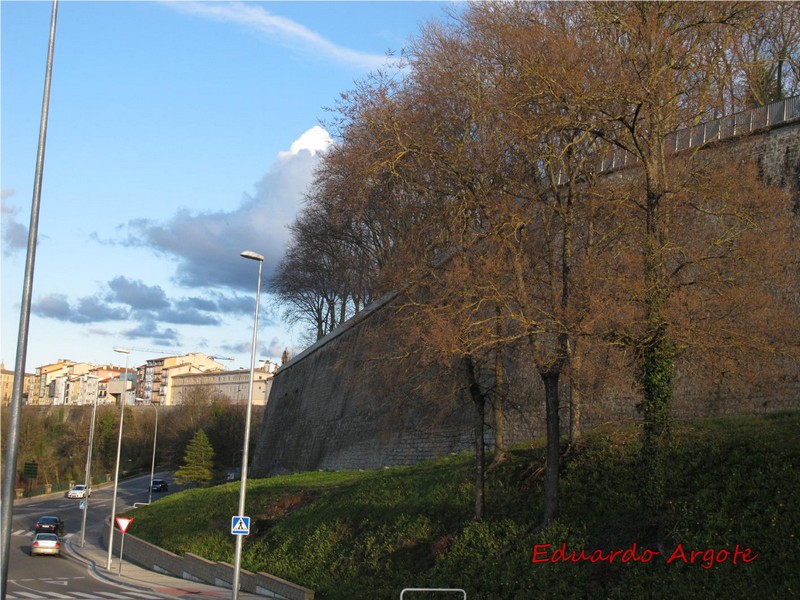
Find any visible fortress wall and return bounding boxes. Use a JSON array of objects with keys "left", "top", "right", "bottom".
[
  {"left": 749, "top": 119, "right": 800, "bottom": 201},
  {"left": 251, "top": 295, "right": 510, "bottom": 476},
  {"left": 252, "top": 120, "right": 800, "bottom": 478}
]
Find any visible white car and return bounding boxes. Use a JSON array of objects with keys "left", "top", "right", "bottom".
[{"left": 66, "top": 484, "right": 91, "bottom": 499}]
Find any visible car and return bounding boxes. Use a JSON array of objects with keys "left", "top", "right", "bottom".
[
  {"left": 34, "top": 516, "right": 63, "bottom": 536},
  {"left": 151, "top": 479, "right": 168, "bottom": 492},
  {"left": 30, "top": 532, "right": 61, "bottom": 557},
  {"left": 66, "top": 483, "right": 91, "bottom": 499}
]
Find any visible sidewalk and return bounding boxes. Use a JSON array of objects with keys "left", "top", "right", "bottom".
[
  {"left": 14, "top": 481, "right": 268, "bottom": 599},
  {"left": 65, "top": 525, "right": 264, "bottom": 599}
]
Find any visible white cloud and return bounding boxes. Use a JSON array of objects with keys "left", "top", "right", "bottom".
[
  {"left": 164, "top": 1, "right": 396, "bottom": 71},
  {"left": 278, "top": 125, "right": 333, "bottom": 161},
  {"left": 125, "top": 126, "right": 332, "bottom": 291}
]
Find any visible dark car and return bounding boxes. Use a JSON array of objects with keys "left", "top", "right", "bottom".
[
  {"left": 151, "top": 479, "right": 168, "bottom": 492},
  {"left": 34, "top": 516, "right": 63, "bottom": 536}
]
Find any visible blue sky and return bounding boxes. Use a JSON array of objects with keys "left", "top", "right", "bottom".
[{"left": 2, "top": 0, "right": 458, "bottom": 372}]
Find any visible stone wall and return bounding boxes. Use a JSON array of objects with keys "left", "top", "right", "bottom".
[
  {"left": 252, "top": 295, "right": 515, "bottom": 475},
  {"left": 251, "top": 119, "right": 800, "bottom": 478}
]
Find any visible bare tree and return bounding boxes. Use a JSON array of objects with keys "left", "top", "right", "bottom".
[
  {"left": 734, "top": 2, "right": 800, "bottom": 106},
  {"left": 567, "top": 1, "right": 800, "bottom": 523},
  {"left": 270, "top": 0, "right": 800, "bottom": 530}
]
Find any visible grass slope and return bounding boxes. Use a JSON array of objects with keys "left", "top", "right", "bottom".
[{"left": 129, "top": 412, "right": 799, "bottom": 599}]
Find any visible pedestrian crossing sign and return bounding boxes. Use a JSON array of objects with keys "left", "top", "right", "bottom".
[{"left": 231, "top": 516, "right": 250, "bottom": 535}]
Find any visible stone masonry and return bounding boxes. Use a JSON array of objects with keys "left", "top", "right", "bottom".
[{"left": 251, "top": 117, "right": 800, "bottom": 478}]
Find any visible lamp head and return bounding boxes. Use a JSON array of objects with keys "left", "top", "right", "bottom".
[{"left": 240, "top": 250, "right": 264, "bottom": 262}]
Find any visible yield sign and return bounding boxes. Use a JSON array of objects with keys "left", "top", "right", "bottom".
[{"left": 116, "top": 517, "right": 134, "bottom": 533}]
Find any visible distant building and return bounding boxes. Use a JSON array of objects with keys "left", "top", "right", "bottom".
[
  {"left": 92, "top": 365, "right": 128, "bottom": 405},
  {"left": 67, "top": 373, "right": 100, "bottom": 405},
  {"left": 107, "top": 369, "right": 136, "bottom": 406},
  {"left": 0, "top": 363, "right": 34, "bottom": 406},
  {"left": 43, "top": 363, "right": 95, "bottom": 405},
  {"left": 21, "top": 353, "right": 283, "bottom": 406},
  {"left": 171, "top": 360, "right": 278, "bottom": 406},
  {"left": 30, "top": 360, "right": 76, "bottom": 405},
  {"left": 136, "top": 353, "right": 225, "bottom": 405},
  {"left": 22, "top": 360, "right": 134, "bottom": 406}
]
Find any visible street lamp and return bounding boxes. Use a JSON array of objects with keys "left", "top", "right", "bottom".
[
  {"left": 232, "top": 250, "right": 263, "bottom": 600},
  {"left": 79, "top": 390, "right": 99, "bottom": 547},
  {"left": 0, "top": 2, "right": 58, "bottom": 595},
  {"left": 107, "top": 346, "right": 130, "bottom": 570},
  {"left": 147, "top": 403, "right": 158, "bottom": 505}
]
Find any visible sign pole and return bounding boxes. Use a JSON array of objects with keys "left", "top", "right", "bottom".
[
  {"left": 118, "top": 532, "right": 126, "bottom": 576},
  {"left": 114, "top": 517, "right": 133, "bottom": 576}
]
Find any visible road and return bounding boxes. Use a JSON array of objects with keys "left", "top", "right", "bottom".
[{"left": 7, "top": 473, "right": 173, "bottom": 600}]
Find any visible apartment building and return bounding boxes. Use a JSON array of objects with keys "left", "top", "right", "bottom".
[
  {"left": 136, "top": 353, "right": 225, "bottom": 405},
  {"left": 29, "top": 360, "right": 76, "bottom": 405},
  {"left": 0, "top": 363, "right": 34, "bottom": 406},
  {"left": 106, "top": 370, "right": 136, "bottom": 405},
  {"left": 21, "top": 354, "right": 264, "bottom": 406},
  {"left": 23, "top": 360, "right": 132, "bottom": 406},
  {"left": 170, "top": 361, "right": 278, "bottom": 406},
  {"left": 67, "top": 373, "right": 100, "bottom": 405},
  {"left": 93, "top": 365, "right": 128, "bottom": 404}
]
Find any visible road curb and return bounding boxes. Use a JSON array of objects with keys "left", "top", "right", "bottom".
[{"left": 64, "top": 534, "right": 159, "bottom": 595}]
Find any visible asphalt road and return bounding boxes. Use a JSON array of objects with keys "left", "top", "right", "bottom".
[{"left": 7, "top": 473, "right": 174, "bottom": 600}]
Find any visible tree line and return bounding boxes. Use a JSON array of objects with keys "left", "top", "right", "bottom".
[
  {"left": 3, "top": 391, "right": 263, "bottom": 492},
  {"left": 270, "top": 1, "right": 800, "bottom": 530}
]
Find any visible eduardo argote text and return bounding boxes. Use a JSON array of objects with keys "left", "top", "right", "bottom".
[{"left": 531, "top": 542, "right": 758, "bottom": 569}]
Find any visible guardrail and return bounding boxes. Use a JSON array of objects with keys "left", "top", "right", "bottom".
[{"left": 598, "top": 95, "right": 800, "bottom": 173}]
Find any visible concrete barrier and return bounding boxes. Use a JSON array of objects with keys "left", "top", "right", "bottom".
[{"left": 103, "top": 518, "right": 313, "bottom": 599}]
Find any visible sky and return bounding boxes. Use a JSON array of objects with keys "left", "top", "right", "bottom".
[{"left": 1, "top": 0, "right": 459, "bottom": 373}]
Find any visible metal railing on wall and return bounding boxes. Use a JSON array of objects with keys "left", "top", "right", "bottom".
[{"left": 597, "top": 95, "right": 800, "bottom": 174}]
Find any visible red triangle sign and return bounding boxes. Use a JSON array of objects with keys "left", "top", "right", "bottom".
[{"left": 116, "top": 517, "right": 133, "bottom": 533}]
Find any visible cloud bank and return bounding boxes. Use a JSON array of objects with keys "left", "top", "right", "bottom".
[
  {"left": 31, "top": 126, "right": 331, "bottom": 349},
  {"left": 125, "top": 125, "right": 332, "bottom": 292}
]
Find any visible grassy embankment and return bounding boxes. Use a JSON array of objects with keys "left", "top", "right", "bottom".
[{"left": 128, "top": 412, "right": 799, "bottom": 599}]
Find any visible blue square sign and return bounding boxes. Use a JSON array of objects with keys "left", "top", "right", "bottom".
[{"left": 231, "top": 516, "right": 250, "bottom": 535}]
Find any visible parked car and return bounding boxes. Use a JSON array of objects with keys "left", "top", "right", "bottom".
[
  {"left": 66, "top": 484, "right": 91, "bottom": 499},
  {"left": 151, "top": 479, "right": 168, "bottom": 492},
  {"left": 30, "top": 532, "right": 61, "bottom": 557},
  {"left": 34, "top": 516, "right": 63, "bottom": 536}
]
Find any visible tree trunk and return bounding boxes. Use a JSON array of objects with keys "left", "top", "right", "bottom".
[
  {"left": 568, "top": 379, "right": 582, "bottom": 445},
  {"left": 492, "top": 336, "right": 506, "bottom": 465},
  {"left": 464, "top": 355, "right": 485, "bottom": 521},
  {"left": 541, "top": 369, "right": 561, "bottom": 526},
  {"left": 639, "top": 323, "right": 673, "bottom": 516},
  {"left": 640, "top": 186, "right": 673, "bottom": 517},
  {"left": 566, "top": 340, "right": 583, "bottom": 444}
]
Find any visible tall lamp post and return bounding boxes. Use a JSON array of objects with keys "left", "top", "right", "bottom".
[
  {"left": 79, "top": 392, "right": 99, "bottom": 547},
  {"left": 0, "top": 2, "right": 58, "bottom": 596},
  {"left": 147, "top": 403, "right": 158, "bottom": 505},
  {"left": 107, "top": 347, "right": 130, "bottom": 570},
  {"left": 232, "top": 250, "right": 263, "bottom": 600}
]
